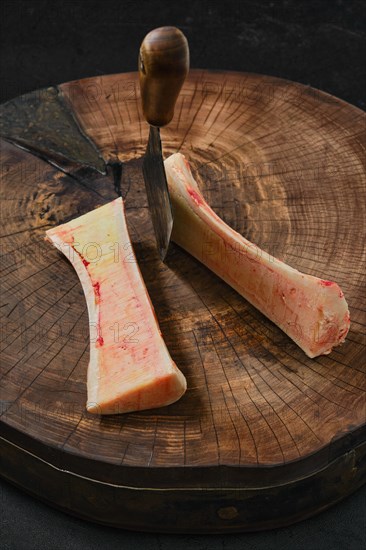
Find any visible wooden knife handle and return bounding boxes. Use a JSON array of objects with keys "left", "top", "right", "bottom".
[{"left": 139, "top": 26, "right": 189, "bottom": 127}]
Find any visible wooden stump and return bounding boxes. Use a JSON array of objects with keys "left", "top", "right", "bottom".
[{"left": 0, "top": 70, "right": 365, "bottom": 532}]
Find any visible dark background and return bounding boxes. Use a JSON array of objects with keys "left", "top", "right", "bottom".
[
  {"left": 1, "top": 0, "right": 365, "bottom": 548},
  {"left": 0, "top": 0, "right": 365, "bottom": 109}
]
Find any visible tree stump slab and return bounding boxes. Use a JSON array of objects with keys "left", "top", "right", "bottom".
[{"left": 0, "top": 70, "right": 365, "bottom": 532}]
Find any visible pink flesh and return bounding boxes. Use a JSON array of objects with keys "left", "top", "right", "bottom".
[
  {"left": 164, "top": 153, "right": 350, "bottom": 358},
  {"left": 45, "top": 198, "right": 186, "bottom": 414}
]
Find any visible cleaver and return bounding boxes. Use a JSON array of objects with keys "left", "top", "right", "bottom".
[{"left": 139, "top": 26, "right": 189, "bottom": 261}]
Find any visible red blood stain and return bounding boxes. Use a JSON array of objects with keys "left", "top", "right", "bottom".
[
  {"left": 60, "top": 233, "right": 75, "bottom": 244},
  {"left": 183, "top": 157, "right": 191, "bottom": 170},
  {"left": 70, "top": 244, "right": 90, "bottom": 267},
  {"left": 93, "top": 281, "right": 101, "bottom": 299},
  {"left": 320, "top": 280, "right": 334, "bottom": 287},
  {"left": 187, "top": 186, "right": 204, "bottom": 206},
  {"left": 338, "top": 329, "right": 348, "bottom": 340},
  {"left": 96, "top": 336, "right": 104, "bottom": 347}
]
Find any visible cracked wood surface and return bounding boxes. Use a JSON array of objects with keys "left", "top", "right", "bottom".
[{"left": 0, "top": 70, "right": 365, "bottom": 530}]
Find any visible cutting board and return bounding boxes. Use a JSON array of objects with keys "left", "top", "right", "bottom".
[{"left": 0, "top": 70, "right": 365, "bottom": 533}]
